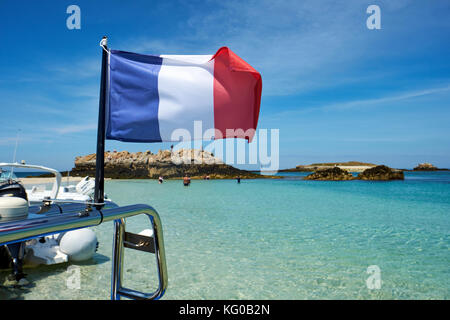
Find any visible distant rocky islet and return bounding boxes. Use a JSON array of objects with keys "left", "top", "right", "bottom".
[
  {"left": 282, "top": 161, "right": 448, "bottom": 181},
  {"left": 303, "top": 165, "right": 404, "bottom": 181},
  {"left": 303, "top": 167, "right": 355, "bottom": 181},
  {"left": 412, "top": 163, "right": 448, "bottom": 171},
  {"left": 357, "top": 165, "right": 404, "bottom": 180},
  {"left": 281, "top": 161, "right": 378, "bottom": 173}
]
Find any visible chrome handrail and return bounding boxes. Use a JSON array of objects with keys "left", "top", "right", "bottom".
[
  {"left": 110, "top": 205, "right": 168, "bottom": 300},
  {"left": 111, "top": 212, "right": 167, "bottom": 300},
  {"left": 0, "top": 202, "right": 168, "bottom": 300}
]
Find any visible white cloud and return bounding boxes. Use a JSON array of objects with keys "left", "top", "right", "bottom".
[
  {"left": 320, "top": 85, "right": 450, "bottom": 111},
  {"left": 51, "top": 123, "right": 98, "bottom": 134},
  {"left": 273, "top": 84, "right": 450, "bottom": 118}
]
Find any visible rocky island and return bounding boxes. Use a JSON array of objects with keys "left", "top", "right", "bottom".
[
  {"left": 303, "top": 167, "right": 355, "bottom": 180},
  {"left": 281, "top": 161, "right": 376, "bottom": 173},
  {"left": 413, "top": 163, "right": 438, "bottom": 171},
  {"left": 70, "top": 149, "right": 268, "bottom": 179},
  {"left": 357, "top": 165, "right": 404, "bottom": 180},
  {"left": 304, "top": 165, "right": 404, "bottom": 181},
  {"left": 412, "top": 163, "right": 448, "bottom": 171}
]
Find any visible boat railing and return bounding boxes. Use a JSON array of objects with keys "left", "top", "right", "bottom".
[
  {"left": 0, "top": 201, "right": 168, "bottom": 300},
  {"left": 0, "top": 162, "right": 62, "bottom": 199}
]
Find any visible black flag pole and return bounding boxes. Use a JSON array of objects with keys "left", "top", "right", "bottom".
[{"left": 94, "top": 36, "right": 108, "bottom": 207}]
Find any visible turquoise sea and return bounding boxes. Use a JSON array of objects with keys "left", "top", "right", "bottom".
[{"left": 1, "top": 171, "right": 449, "bottom": 299}]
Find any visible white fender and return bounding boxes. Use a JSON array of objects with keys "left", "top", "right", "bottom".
[
  {"left": 59, "top": 228, "right": 98, "bottom": 262},
  {"left": 139, "top": 229, "right": 154, "bottom": 237}
]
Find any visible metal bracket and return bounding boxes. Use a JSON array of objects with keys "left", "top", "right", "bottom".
[{"left": 123, "top": 232, "right": 155, "bottom": 253}]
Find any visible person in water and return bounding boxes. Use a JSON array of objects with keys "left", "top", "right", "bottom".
[
  {"left": 183, "top": 175, "right": 191, "bottom": 186},
  {"left": 158, "top": 176, "right": 164, "bottom": 184},
  {"left": 237, "top": 176, "right": 241, "bottom": 183}
]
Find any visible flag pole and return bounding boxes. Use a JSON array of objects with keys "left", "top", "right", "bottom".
[{"left": 94, "top": 36, "right": 108, "bottom": 207}]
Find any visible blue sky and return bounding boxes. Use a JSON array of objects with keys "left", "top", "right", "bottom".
[{"left": 0, "top": 0, "right": 449, "bottom": 170}]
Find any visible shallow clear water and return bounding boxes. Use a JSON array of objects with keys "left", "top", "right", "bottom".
[{"left": 1, "top": 172, "right": 449, "bottom": 299}]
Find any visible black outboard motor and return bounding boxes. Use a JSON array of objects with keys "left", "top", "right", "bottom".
[
  {"left": 0, "top": 180, "right": 28, "bottom": 199},
  {"left": 0, "top": 179, "right": 28, "bottom": 285}
]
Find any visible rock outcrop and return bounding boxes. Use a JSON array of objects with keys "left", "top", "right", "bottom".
[
  {"left": 413, "top": 163, "right": 438, "bottom": 171},
  {"left": 303, "top": 167, "right": 355, "bottom": 181},
  {"left": 71, "top": 149, "right": 266, "bottom": 179},
  {"left": 303, "top": 165, "right": 405, "bottom": 181},
  {"left": 357, "top": 165, "right": 404, "bottom": 180},
  {"left": 281, "top": 161, "right": 376, "bottom": 173}
]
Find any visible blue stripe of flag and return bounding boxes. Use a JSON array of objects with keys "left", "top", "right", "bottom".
[{"left": 106, "top": 50, "right": 163, "bottom": 142}]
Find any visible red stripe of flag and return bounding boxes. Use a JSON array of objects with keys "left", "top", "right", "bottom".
[{"left": 212, "top": 47, "right": 262, "bottom": 142}]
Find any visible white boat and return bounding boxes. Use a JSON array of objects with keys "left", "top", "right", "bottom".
[
  {"left": 0, "top": 161, "right": 98, "bottom": 205},
  {"left": 0, "top": 162, "right": 101, "bottom": 274},
  {"left": 27, "top": 175, "right": 97, "bottom": 205}
]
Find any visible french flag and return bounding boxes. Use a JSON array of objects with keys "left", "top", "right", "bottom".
[{"left": 106, "top": 47, "right": 262, "bottom": 143}]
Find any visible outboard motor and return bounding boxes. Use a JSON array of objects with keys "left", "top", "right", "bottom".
[
  {"left": 0, "top": 180, "right": 28, "bottom": 200},
  {"left": 0, "top": 179, "right": 29, "bottom": 285}
]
